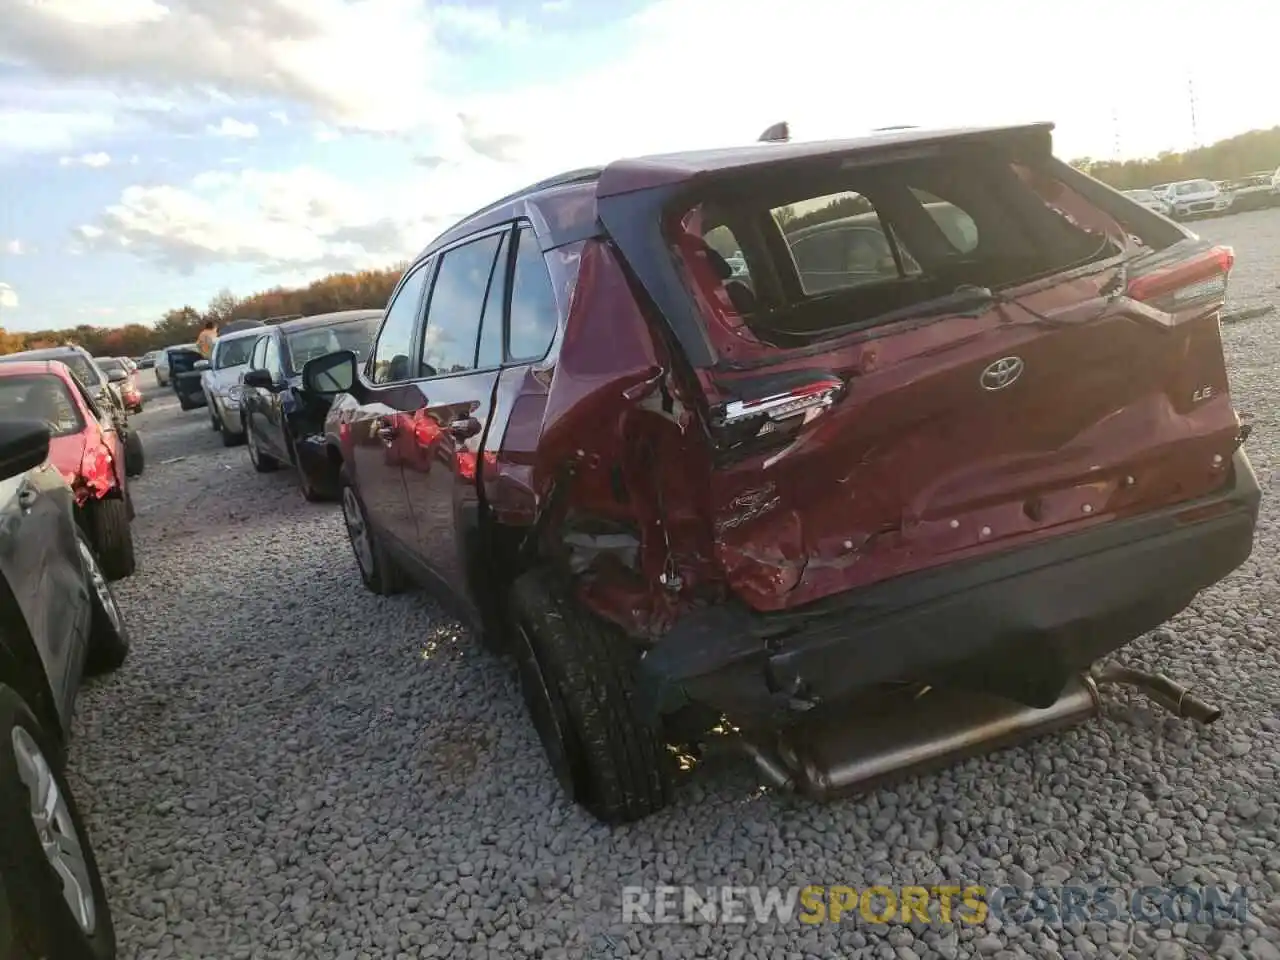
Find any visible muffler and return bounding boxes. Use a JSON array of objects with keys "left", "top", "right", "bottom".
[
  {"left": 744, "top": 675, "right": 1101, "bottom": 802},
  {"left": 1090, "top": 663, "right": 1222, "bottom": 724}
]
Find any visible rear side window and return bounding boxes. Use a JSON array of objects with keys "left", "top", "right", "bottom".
[
  {"left": 507, "top": 226, "right": 558, "bottom": 361},
  {"left": 421, "top": 232, "right": 503, "bottom": 377},
  {"left": 248, "top": 336, "right": 268, "bottom": 370}
]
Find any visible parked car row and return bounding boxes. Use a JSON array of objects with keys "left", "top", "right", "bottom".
[
  {"left": 1123, "top": 167, "right": 1280, "bottom": 220},
  {"left": 0, "top": 357, "right": 139, "bottom": 957},
  {"left": 159, "top": 123, "right": 1254, "bottom": 826}
]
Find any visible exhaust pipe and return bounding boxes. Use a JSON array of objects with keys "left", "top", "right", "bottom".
[
  {"left": 1090, "top": 663, "right": 1222, "bottom": 725},
  {"left": 743, "top": 675, "right": 1101, "bottom": 802}
]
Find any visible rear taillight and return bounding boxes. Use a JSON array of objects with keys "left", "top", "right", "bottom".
[
  {"left": 1126, "top": 245, "right": 1233, "bottom": 315},
  {"left": 711, "top": 375, "right": 845, "bottom": 459}
]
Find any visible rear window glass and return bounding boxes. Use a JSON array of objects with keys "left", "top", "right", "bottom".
[
  {"left": 96, "top": 357, "right": 125, "bottom": 374},
  {"left": 669, "top": 149, "right": 1120, "bottom": 346},
  {"left": 0, "top": 374, "right": 85, "bottom": 437}
]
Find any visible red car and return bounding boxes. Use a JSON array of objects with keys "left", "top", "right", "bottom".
[
  {"left": 0, "top": 360, "right": 136, "bottom": 580},
  {"left": 308, "top": 122, "right": 1258, "bottom": 823}
]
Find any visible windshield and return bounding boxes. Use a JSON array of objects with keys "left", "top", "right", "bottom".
[
  {"left": 0, "top": 374, "right": 85, "bottom": 438},
  {"left": 286, "top": 317, "right": 380, "bottom": 368},
  {"left": 214, "top": 337, "right": 257, "bottom": 369},
  {"left": 1176, "top": 181, "right": 1214, "bottom": 195}
]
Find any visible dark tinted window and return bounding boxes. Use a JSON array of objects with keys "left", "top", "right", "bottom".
[
  {"left": 0, "top": 374, "right": 84, "bottom": 437},
  {"left": 286, "top": 317, "right": 380, "bottom": 370},
  {"left": 421, "top": 233, "right": 503, "bottom": 377},
  {"left": 372, "top": 262, "right": 430, "bottom": 385},
  {"left": 475, "top": 231, "right": 510, "bottom": 370},
  {"left": 508, "top": 227, "right": 558, "bottom": 361}
]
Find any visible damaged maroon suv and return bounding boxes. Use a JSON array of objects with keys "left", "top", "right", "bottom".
[{"left": 308, "top": 122, "right": 1258, "bottom": 823}]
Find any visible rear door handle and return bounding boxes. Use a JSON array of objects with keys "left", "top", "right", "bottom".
[
  {"left": 374, "top": 416, "right": 397, "bottom": 443},
  {"left": 448, "top": 417, "right": 481, "bottom": 441}
]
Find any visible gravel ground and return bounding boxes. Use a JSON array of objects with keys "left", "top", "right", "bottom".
[{"left": 67, "top": 210, "right": 1280, "bottom": 960}]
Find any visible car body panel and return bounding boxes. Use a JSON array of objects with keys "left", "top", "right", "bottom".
[{"left": 0, "top": 447, "right": 93, "bottom": 733}]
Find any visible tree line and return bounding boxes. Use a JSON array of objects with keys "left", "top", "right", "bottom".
[
  {"left": 3, "top": 125, "right": 1279, "bottom": 357},
  {"left": 0, "top": 264, "right": 406, "bottom": 357}
]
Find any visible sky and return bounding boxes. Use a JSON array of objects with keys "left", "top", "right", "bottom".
[{"left": 1, "top": 0, "right": 1278, "bottom": 333}]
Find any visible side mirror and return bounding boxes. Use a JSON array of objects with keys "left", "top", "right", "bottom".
[
  {"left": 302, "top": 349, "right": 357, "bottom": 396},
  {"left": 0, "top": 420, "right": 51, "bottom": 481},
  {"left": 106, "top": 369, "right": 128, "bottom": 383},
  {"left": 194, "top": 359, "right": 210, "bottom": 371},
  {"left": 242, "top": 369, "right": 275, "bottom": 390}
]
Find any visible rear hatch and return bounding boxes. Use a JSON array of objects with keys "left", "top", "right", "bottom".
[
  {"left": 169, "top": 348, "right": 206, "bottom": 404},
  {"left": 600, "top": 126, "right": 1245, "bottom": 612}
]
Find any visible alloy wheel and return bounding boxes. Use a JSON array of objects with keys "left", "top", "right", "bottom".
[
  {"left": 11, "top": 727, "right": 97, "bottom": 935},
  {"left": 78, "top": 540, "right": 122, "bottom": 634},
  {"left": 342, "top": 486, "right": 374, "bottom": 577}
]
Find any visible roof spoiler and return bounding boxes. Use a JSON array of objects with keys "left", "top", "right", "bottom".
[{"left": 757, "top": 122, "right": 790, "bottom": 143}]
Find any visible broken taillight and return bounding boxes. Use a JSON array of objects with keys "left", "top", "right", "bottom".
[
  {"left": 1126, "top": 245, "right": 1234, "bottom": 316},
  {"left": 711, "top": 375, "right": 845, "bottom": 455}
]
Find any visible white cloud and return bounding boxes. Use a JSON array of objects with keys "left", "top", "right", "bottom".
[
  {"left": 0, "top": 0, "right": 447, "bottom": 134},
  {"left": 207, "top": 117, "right": 259, "bottom": 139},
  {"left": 433, "top": 6, "right": 529, "bottom": 44},
  {"left": 541, "top": 0, "right": 570, "bottom": 11},
  {"left": 59, "top": 150, "right": 112, "bottom": 167},
  {"left": 0, "top": 283, "right": 17, "bottom": 310},
  {"left": 269, "top": 110, "right": 290, "bottom": 126},
  {"left": 0, "top": 109, "right": 116, "bottom": 156},
  {"left": 74, "top": 165, "right": 436, "bottom": 274},
  {"left": 3, "top": 240, "right": 24, "bottom": 255}
]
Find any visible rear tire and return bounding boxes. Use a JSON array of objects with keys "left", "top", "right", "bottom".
[
  {"left": 85, "top": 499, "right": 135, "bottom": 581},
  {"left": 122, "top": 429, "right": 144, "bottom": 478},
  {"left": 75, "top": 532, "right": 130, "bottom": 676},
  {"left": 0, "top": 685, "right": 117, "bottom": 960},
  {"left": 508, "top": 568, "right": 674, "bottom": 824},
  {"left": 339, "top": 466, "right": 404, "bottom": 595}
]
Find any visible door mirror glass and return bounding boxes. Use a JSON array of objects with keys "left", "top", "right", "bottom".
[
  {"left": 242, "top": 369, "right": 274, "bottom": 390},
  {"left": 302, "top": 350, "right": 356, "bottom": 396},
  {"left": 0, "top": 419, "right": 51, "bottom": 481}
]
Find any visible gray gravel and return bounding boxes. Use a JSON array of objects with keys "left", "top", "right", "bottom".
[{"left": 68, "top": 209, "right": 1280, "bottom": 959}]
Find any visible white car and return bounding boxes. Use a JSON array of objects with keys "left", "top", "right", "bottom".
[
  {"left": 1272, "top": 166, "right": 1280, "bottom": 195},
  {"left": 153, "top": 348, "right": 171, "bottom": 386},
  {"left": 1162, "top": 179, "right": 1231, "bottom": 219},
  {"left": 1122, "top": 188, "right": 1172, "bottom": 216},
  {"left": 200, "top": 327, "right": 261, "bottom": 445}
]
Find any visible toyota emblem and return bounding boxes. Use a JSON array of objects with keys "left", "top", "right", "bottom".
[{"left": 980, "top": 356, "right": 1024, "bottom": 391}]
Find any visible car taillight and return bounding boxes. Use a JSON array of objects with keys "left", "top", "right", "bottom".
[
  {"left": 711, "top": 375, "right": 845, "bottom": 459},
  {"left": 1126, "top": 245, "right": 1233, "bottom": 316}
]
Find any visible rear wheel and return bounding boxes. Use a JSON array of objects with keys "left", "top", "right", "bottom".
[
  {"left": 508, "top": 568, "right": 674, "bottom": 824},
  {"left": 245, "top": 419, "right": 279, "bottom": 473},
  {"left": 122, "top": 429, "right": 144, "bottom": 478},
  {"left": 85, "top": 498, "right": 135, "bottom": 581},
  {"left": 339, "top": 467, "right": 404, "bottom": 595},
  {"left": 0, "top": 685, "right": 117, "bottom": 960},
  {"left": 76, "top": 533, "right": 130, "bottom": 676}
]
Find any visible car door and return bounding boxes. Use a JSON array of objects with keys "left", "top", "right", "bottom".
[
  {"left": 401, "top": 226, "right": 510, "bottom": 619},
  {"left": 257, "top": 335, "right": 290, "bottom": 461},
  {"left": 347, "top": 259, "right": 434, "bottom": 555},
  {"left": 241, "top": 335, "right": 269, "bottom": 436}
]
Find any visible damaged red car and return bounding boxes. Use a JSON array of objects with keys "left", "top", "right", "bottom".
[
  {"left": 306, "top": 122, "right": 1258, "bottom": 823},
  {"left": 0, "top": 361, "right": 136, "bottom": 580}
]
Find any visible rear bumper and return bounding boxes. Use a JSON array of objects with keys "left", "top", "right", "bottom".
[{"left": 639, "top": 449, "right": 1260, "bottom": 724}]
